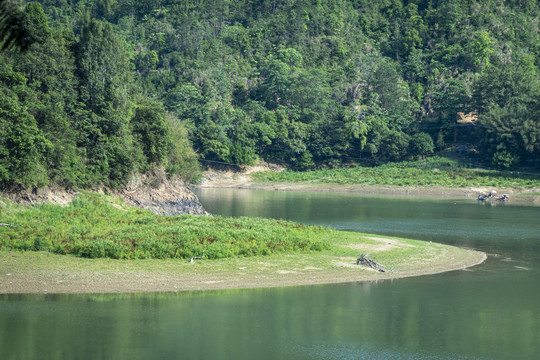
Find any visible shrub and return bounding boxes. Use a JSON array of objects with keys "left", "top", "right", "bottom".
[
  {"left": 492, "top": 150, "right": 519, "bottom": 170},
  {"left": 409, "top": 132, "right": 435, "bottom": 159}
]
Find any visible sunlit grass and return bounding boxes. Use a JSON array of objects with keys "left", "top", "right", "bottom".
[
  {"left": 0, "top": 193, "right": 332, "bottom": 260},
  {"left": 0, "top": 193, "right": 448, "bottom": 267},
  {"left": 252, "top": 157, "right": 540, "bottom": 189}
]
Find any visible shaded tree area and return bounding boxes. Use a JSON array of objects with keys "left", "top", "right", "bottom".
[{"left": 1, "top": 0, "right": 538, "bottom": 191}]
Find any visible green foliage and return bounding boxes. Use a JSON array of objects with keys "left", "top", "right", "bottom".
[
  {"left": 1, "top": 0, "right": 539, "bottom": 192},
  {"left": 0, "top": 194, "right": 332, "bottom": 260},
  {"left": 0, "top": 2, "right": 200, "bottom": 190},
  {"left": 376, "top": 129, "right": 411, "bottom": 162},
  {"left": 21, "top": 2, "right": 51, "bottom": 44},
  {"left": 492, "top": 150, "right": 519, "bottom": 170},
  {"left": 0, "top": 0, "right": 27, "bottom": 51},
  {"left": 469, "top": 30, "right": 494, "bottom": 70},
  {"left": 0, "top": 89, "right": 50, "bottom": 187},
  {"left": 410, "top": 132, "right": 435, "bottom": 159},
  {"left": 131, "top": 99, "right": 170, "bottom": 165},
  {"left": 75, "top": 19, "right": 130, "bottom": 130},
  {"left": 165, "top": 114, "right": 201, "bottom": 182}
]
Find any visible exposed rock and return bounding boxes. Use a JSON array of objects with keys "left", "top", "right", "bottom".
[
  {"left": 0, "top": 174, "right": 209, "bottom": 216},
  {"left": 0, "top": 185, "right": 79, "bottom": 206},
  {"left": 121, "top": 174, "right": 208, "bottom": 216}
]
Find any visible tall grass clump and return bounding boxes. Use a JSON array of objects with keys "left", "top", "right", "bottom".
[{"left": 0, "top": 194, "right": 332, "bottom": 260}]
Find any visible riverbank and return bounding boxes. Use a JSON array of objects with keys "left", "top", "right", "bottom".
[
  {"left": 196, "top": 165, "right": 540, "bottom": 203},
  {"left": 0, "top": 237, "right": 486, "bottom": 294}
]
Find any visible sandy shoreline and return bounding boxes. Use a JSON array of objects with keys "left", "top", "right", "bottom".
[{"left": 199, "top": 181, "right": 493, "bottom": 198}]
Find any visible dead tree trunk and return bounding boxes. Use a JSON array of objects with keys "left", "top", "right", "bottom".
[{"left": 356, "top": 254, "right": 388, "bottom": 273}]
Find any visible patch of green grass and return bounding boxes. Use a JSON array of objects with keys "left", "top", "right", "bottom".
[
  {"left": 0, "top": 193, "right": 332, "bottom": 260},
  {"left": 252, "top": 157, "right": 540, "bottom": 189}
]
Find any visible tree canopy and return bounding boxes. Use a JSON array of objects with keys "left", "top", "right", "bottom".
[{"left": 1, "top": 0, "right": 538, "bottom": 189}]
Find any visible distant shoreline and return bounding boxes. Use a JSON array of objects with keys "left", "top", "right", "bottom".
[{"left": 196, "top": 176, "right": 540, "bottom": 204}]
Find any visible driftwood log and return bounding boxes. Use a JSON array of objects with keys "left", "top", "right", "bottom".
[
  {"left": 356, "top": 254, "right": 388, "bottom": 272},
  {"left": 189, "top": 256, "right": 205, "bottom": 263}
]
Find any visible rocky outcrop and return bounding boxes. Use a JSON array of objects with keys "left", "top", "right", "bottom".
[
  {"left": 0, "top": 185, "right": 79, "bottom": 207},
  {"left": 121, "top": 174, "right": 208, "bottom": 215},
  {"left": 0, "top": 174, "right": 209, "bottom": 216}
]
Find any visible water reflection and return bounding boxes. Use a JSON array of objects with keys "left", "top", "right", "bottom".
[{"left": 2, "top": 268, "right": 538, "bottom": 360}]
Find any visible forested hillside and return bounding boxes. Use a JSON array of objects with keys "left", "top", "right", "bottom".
[{"left": 1, "top": 0, "right": 539, "bottom": 189}]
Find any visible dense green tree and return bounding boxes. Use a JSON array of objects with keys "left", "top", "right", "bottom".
[
  {"left": 164, "top": 83, "right": 208, "bottom": 126},
  {"left": 0, "top": 89, "right": 50, "bottom": 187},
  {"left": 480, "top": 104, "right": 539, "bottom": 162},
  {"left": 131, "top": 99, "right": 170, "bottom": 165},
  {"left": 195, "top": 120, "right": 231, "bottom": 161},
  {"left": 165, "top": 113, "right": 200, "bottom": 182},
  {"left": 376, "top": 129, "right": 411, "bottom": 162},
  {"left": 410, "top": 132, "right": 435, "bottom": 159},
  {"left": 21, "top": 2, "right": 51, "bottom": 44},
  {"left": 469, "top": 30, "right": 494, "bottom": 70},
  {"left": 13, "top": 3, "right": 84, "bottom": 186},
  {"left": 0, "top": 0, "right": 28, "bottom": 51},
  {"left": 474, "top": 56, "right": 540, "bottom": 164},
  {"left": 74, "top": 18, "right": 136, "bottom": 186},
  {"left": 261, "top": 58, "right": 292, "bottom": 109},
  {"left": 75, "top": 19, "right": 131, "bottom": 134}
]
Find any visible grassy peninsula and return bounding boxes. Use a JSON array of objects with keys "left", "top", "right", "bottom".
[{"left": 0, "top": 194, "right": 485, "bottom": 293}]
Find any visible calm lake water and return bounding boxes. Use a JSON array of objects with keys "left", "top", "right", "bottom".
[{"left": 1, "top": 189, "right": 539, "bottom": 360}]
